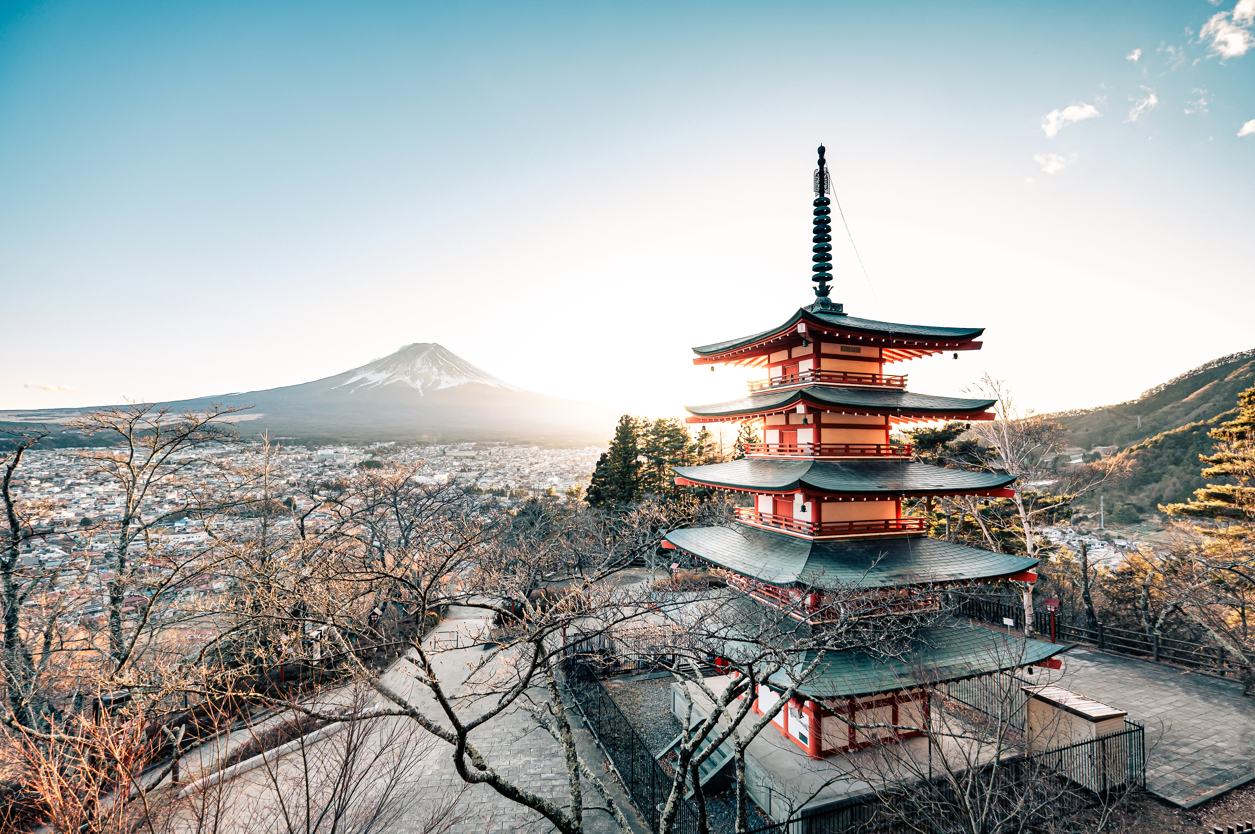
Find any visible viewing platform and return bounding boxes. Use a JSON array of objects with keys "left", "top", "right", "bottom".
[
  {"left": 733, "top": 508, "right": 928, "bottom": 539},
  {"left": 742, "top": 442, "right": 912, "bottom": 460},
  {"left": 748, "top": 369, "right": 907, "bottom": 392}
]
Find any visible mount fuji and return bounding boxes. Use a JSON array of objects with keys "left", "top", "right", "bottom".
[{"left": 2, "top": 344, "right": 617, "bottom": 446}]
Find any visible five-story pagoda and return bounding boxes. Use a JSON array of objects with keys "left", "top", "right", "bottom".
[{"left": 662, "top": 146, "right": 1066, "bottom": 760}]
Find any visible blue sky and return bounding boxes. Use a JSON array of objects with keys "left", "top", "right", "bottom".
[{"left": 2, "top": 0, "right": 1252, "bottom": 418}]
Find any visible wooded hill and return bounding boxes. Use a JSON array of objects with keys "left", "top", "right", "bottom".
[{"left": 1053, "top": 349, "right": 1255, "bottom": 515}]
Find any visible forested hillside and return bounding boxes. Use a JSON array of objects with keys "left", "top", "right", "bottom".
[
  {"left": 1052, "top": 350, "right": 1255, "bottom": 516},
  {"left": 1055, "top": 350, "right": 1255, "bottom": 450}
]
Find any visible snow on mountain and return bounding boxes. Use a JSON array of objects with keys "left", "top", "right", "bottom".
[{"left": 334, "top": 343, "right": 521, "bottom": 396}]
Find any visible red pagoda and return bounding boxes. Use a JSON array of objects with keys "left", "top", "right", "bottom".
[{"left": 662, "top": 146, "right": 1065, "bottom": 760}]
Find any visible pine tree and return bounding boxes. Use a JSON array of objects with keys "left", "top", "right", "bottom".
[
  {"left": 640, "top": 417, "right": 693, "bottom": 496},
  {"left": 1164, "top": 385, "right": 1255, "bottom": 521},
  {"left": 693, "top": 426, "right": 716, "bottom": 465},
  {"left": 586, "top": 415, "right": 643, "bottom": 507},
  {"left": 733, "top": 421, "right": 759, "bottom": 460}
]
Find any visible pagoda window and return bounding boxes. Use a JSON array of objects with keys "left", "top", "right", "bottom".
[
  {"left": 820, "top": 343, "right": 881, "bottom": 359},
  {"left": 769, "top": 349, "right": 790, "bottom": 364},
  {"left": 765, "top": 414, "right": 788, "bottom": 426},
  {"left": 764, "top": 428, "right": 780, "bottom": 444},
  {"left": 821, "top": 500, "right": 896, "bottom": 522},
  {"left": 755, "top": 494, "right": 774, "bottom": 514}
]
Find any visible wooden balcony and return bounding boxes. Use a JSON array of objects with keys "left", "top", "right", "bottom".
[
  {"left": 734, "top": 508, "right": 928, "bottom": 539},
  {"left": 742, "top": 442, "right": 912, "bottom": 460},
  {"left": 748, "top": 369, "right": 907, "bottom": 393}
]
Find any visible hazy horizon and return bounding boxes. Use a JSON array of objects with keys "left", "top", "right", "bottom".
[{"left": 3, "top": 0, "right": 1253, "bottom": 420}]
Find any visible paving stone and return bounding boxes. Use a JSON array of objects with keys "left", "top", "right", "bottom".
[{"left": 1055, "top": 647, "right": 1255, "bottom": 806}]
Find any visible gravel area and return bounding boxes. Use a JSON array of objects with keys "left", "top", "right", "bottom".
[
  {"left": 601, "top": 674, "right": 775, "bottom": 834},
  {"left": 601, "top": 675, "right": 682, "bottom": 755}
]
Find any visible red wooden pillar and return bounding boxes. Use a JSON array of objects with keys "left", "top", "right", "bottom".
[{"left": 804, "top": 700, "right": 822, "bottom": 759}]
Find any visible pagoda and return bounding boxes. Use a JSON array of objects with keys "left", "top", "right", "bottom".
[{"left": 662, "top": 146, "right": 1066, "bottom": 760}]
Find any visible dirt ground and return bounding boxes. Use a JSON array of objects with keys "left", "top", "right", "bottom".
[{"left": 1107, "top": 781, "right": 1255, "bottom": 833}]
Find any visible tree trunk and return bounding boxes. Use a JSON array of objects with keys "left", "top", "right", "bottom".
[{"left": 1079, "top": 541, "right": 1099, "bottom": 631}]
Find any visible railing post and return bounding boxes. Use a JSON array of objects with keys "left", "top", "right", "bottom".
[
  {"left": 1153, "top": 633, "right": 1160, "bottom": 662},
  {"left": 1219, "top": 647, "right": 1226, "bottom": 676},
  {"left": 1098, "top": 624, "right": 1105, "bottom": 651}
]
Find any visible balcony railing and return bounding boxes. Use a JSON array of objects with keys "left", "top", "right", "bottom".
[
  {"left": 735, "top": 508, "right": 928, "bottom": 538},
  {"left": 742, "top": 442, "right": 912, "bottom": 459},
  {"left": 748, "top": 369, "right": 907, "bottom": 392}
]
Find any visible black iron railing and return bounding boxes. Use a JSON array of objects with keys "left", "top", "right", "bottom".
[
  {"left": 562, "top": 659, "right": 703, "bottom": 834},
  {"left": 561, "top": 657, "right": 1144, "bottom": 834},
  {"left": 955, "top": 594, "right": 1253, "bottom": 681}
]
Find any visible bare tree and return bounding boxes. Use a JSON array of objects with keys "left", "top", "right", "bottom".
[{"left": 163, "top": 687, "right": 469, "bottom": 834}]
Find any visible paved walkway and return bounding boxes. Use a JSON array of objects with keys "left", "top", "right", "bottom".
[
  {"left": 164, "top": 608, "right": 646, "bottom": 833},
  {"left": 1054, "top": 647, "right": 1255, "bottom": 808}
]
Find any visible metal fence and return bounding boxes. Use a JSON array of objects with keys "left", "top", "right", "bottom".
[
  {"left": 561, "top": 658, "right": 1144, "bottom": 834},
  {"left": 954, "top": 594, "right": 1253, "bottom": 681},
  {"left": 561, "top": 659, "right": 704, "bottom": 834}
]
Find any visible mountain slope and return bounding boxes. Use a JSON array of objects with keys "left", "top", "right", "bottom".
[
  {"left": 0, "top": 344, "right": 617, "bottom": 447},
  {"left": 1051, "top": 349, "right": 1255, "bottom": 516},
  {"left": 1055, "top": 350, "right": 1255, "bottom": 450}
]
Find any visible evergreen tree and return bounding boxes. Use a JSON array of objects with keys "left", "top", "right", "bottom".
[
  {"left": 693, "top": 426, "right": 716, "bottom": 465},
  {"left": 585, "top": 415, "right": 643, "bottom": 507},
  {"left": 640, "top": 417, "right": 693, "bottom": 496},
  {"left": 1164, "top": 385, "right": 1255, "bottom": 521},
  {"left": 733, "top": 421, "right": 759, "bottom": 460}
]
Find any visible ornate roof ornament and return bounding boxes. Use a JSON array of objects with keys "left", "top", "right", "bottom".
[{"left": 811, "top": 145, "right": 842, "bottom": 313}]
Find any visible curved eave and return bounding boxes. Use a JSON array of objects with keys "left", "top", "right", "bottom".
[
  {"left": 665, "top": 524, "right": 1039, "bottom": 589},
  {"left": 768, "top": 626, "right": 1072, "bottom": 700},
  {"left": 672, "top": 459, "right": 1017, "bottom": 497},
  {"left": 682, "top": 386, "right": 997, "bottom": 424},
  {"left": 691, "top": 308, "right": 986, "bottom": 366}
]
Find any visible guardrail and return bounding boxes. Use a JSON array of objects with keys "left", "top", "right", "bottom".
[
  {"left": 735, "top": 509, "right": 927, "bottom": 538},
  {"left": 748, "top": 370, "right": 907, "bottom": 392},
  {"left": 955, "top": 595, "right": 1253, "bottom": 681},
  {"left": 743, "top": 442, "right": 913, "bottom": 459}
]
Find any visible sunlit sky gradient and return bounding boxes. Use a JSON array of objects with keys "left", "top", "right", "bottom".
[{"left": 3, "top": 0, "right": 1253, "bottom": 421}]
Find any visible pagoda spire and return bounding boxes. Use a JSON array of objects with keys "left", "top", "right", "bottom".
[{"left": 810, "top": 145, "right": 841, "bottom": 312}]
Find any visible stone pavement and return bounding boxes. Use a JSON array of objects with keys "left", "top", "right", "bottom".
[
  {"left": 1053, "top": 646, "right": 1255, "bottom": 808},
  {"left": 358, "top": 606, "right": 646, "bottom": 833},
  {"left": 164, "top": 607, "right": 647, "bottom": 834}
]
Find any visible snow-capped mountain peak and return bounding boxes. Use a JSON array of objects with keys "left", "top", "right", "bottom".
[{"left": 335, "top": 343, "right": 521, "bottom": 396}]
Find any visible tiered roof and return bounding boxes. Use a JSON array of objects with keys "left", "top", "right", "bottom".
[
  {"left": 684, "top": 387, "right": 996, "bottom": 423},
  {"left": 691, "top": 307, "right": 984, "bottom": 366},
  {"left": 667, "top": 526, "right": 1037, "bottom": 588},
  {"left": 673, "top": 459, "right": 1014, "bottom": 496}
]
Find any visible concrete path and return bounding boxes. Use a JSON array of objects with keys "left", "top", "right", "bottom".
[
  {"left": 380, "top": 606, "right": 637, "bottom": 833},
  {"left": 1054, "top": 646, "right": 1255, "bottom": 808},
  {"left": 163, "top": 607, "right": 646, "bottom": 833}
]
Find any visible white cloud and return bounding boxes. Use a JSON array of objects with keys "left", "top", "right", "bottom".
[
  {"left": 1239, "top": 119, "right": 1255, "bottom": 136},
  {"left": 23, "top": 382, "right": 76, "bottom": 392},
  {"left": 1126, "top": 48, "right": 1142, "bottom": 62},
  {"left": 1033, "top": 152, "right": 1077, "bottom": 174},
  {"left": 1041, "top": 104, "right": 1100, "bottom": 138},
  {"left": 1185, "top": 88, "right": 1210, "bottom": 114},
  {"left": 1201, "top": 8, "right": 1253, "bottom": 58},
  {"left": 1126, "top": 87, "right": 1159, "bottom": 122}
]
